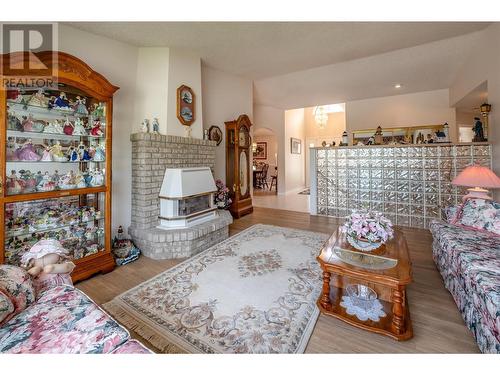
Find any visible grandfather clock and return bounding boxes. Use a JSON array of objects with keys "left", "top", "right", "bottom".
[{"left": 225, "top": 114, "right": 253, "bottom": 218}]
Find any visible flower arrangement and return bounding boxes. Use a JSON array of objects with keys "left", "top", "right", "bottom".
[
  {"left": 214, "top": 179, "right": 232, "bottom": 209},
  {"left": 341, "top": 211, "right": 394, "bottom": 249}
]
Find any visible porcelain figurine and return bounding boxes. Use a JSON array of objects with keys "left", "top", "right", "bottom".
[
  {"left": 374, "top": 126, "right": 383, "bottom": 145},
  {"left": 67, "top": 145, "right": 79, "bottom": 162},
  {"left": 81, "top": 146, "right": 92, "bottom": 161},
  {"left": 6, "top": 138, "right": 19, "bottom": 161},
  {"left": 32, "top": 119, "right": 46, "bottom": 133},
  {"left": 7, "top": 170, "right": 24, "bottom": 195},
  {"left": 472, "top": 117, "right": 486, "bottom": 142},
  {"left": 77, "top": 141, "right": 86, "bottom": 160},
  {"left": 51, "top": 170, "right": 60, "bottom": 185},
  {"left": 41, "top": 145, "right": 53, "bottom": 161},
  {"left": 89, "top": 169, "right": 105, "bottom": 187},
  {"left": 58, "top": 170, "right": 77, "bottom": 190},
  {"left": 47, "top": 95, "right": 56, "bottom": 109},
  {"left": 49, "top": 141, "right": 67, "bottom": 162},
  {"left": 74, "top": 171, "right": 87, "bottom": 189},
  {"left": 63, "top": 118, "right": 74, "bottom": 135},
  {"left": 36, "top": 172, "right": 56, "bottom": 192},
  {"left": 152, "top": 118, "right": 159, "bottom": 134},
  {"left": 90, "top": 120, "right": 104, "bottom": 137},
  {"left": 27, "top": 89, "right": 48, "bottom": 108},
  {"left": 54, "top": 92, "right": 71, "bottom": 110},
  {"left": 19, "top": 170, "right": 37, "bottom": 193},
  {"left": 91, "top": 102, "right": 105, "bottom": 118},
  {"left": 73, "top": 96, "right": 89, "bottom": 116},
  {"left": 83, "top": 170, "right": 92, "bottom": 186},
  {"left": 342, "top": 131, "right": 348, "bottom": 146},
  {"left": 7, "top": 89, "right": 23, "bottom": 102},
  {"left": 72, "top": 118, "right": 87, "bottom": 136},
  {"left": 140, "top": 119, "right": 149, "bottom": 133},
  {"left": 88, "top": 143, "right": 96, "bottom": 159},
  {"left": 17, "top": 139, "right": 41, "bottom": 161},
  {"left": 44, "top": 119, "right": 64, "bottom": 134},
  {"left": 92, "top": 144, "right": 105, "bottom": 162},
  {"left": 8, "top": 113, "right": 23, "bottom": 131},
  {"left": 21, "top": 114, "right": 35, "bottom": 132}
]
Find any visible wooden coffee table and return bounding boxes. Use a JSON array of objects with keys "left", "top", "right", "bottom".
[{"left": 317, "top": 229, "right": 413, "bottom": 341}]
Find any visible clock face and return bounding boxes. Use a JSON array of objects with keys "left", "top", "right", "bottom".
[{"left": 238, "top": 126, "right": 249, "bottom": 147}]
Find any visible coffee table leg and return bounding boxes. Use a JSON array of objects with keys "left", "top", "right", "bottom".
[
  {"left": 391, "top": 288, "right": 405, "bottom": 335},
  {"left": 320, "top": 271, "right": 332, "bottom": 309}
]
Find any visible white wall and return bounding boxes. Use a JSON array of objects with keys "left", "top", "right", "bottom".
[
  {"left": 253, "top": 105, "right": 286, "bottom": 194},
  {"left": 284, "top": 108, "right": 306, "bottom": 194},
  {"left": 450, "top": 23, "right": 500, "bottom": 200},
  {"left": 58, "top": 24, "right": 139, "bottom": 234},
  {"left": 167, "top": 49, "right": 203, "bottom": 138},
  {"left": 201, "top": 66, "right": 253, "bottom": 181},
  {"left": 346, "top": 89, "right": 458, "bottom": 142},
  {"left": 134, "top": 48, "right": 169, "bottom": 134}
]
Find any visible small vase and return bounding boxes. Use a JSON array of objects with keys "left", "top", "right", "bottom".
[{"left": 347, "top": 235, "right": 382, "bottom": 252}]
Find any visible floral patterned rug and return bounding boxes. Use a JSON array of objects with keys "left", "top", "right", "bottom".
[{"left": 104, "top": 224, "right": 328, "bottom": 353}]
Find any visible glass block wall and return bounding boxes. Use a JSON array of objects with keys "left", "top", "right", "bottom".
[{"left": 312, "top": 144, "right": 492, "bottom": 229}]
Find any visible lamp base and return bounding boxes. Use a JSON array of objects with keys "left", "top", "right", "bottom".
[{"left": 462, "top": 187, "right": 492, "bottom": 201}]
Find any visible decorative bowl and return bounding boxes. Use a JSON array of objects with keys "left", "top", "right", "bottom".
[{"left": 347, "top": 235, "right": 382, "bottom": 252}]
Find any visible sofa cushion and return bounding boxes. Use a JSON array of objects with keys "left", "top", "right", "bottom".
[
  {"left": 459, "top": 199, "right": 500, "bottom": 236},
  {"left": 0, "top": 265, "right": 35, "bottom": 326},
  {"left": 430, "top": 220, "right": 500, "bottom": 353},
  {"left": 0, "top": 285, "right": 130, "bottom": 353}
]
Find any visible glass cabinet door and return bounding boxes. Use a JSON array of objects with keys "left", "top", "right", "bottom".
[
  {"left": 4, "top": 193, "right": 105, "bottom": 266},
  {"left": 5, "top": 87, "right": 107, "bottom": 196}
]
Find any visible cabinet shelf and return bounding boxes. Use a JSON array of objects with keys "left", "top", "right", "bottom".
[
  {"left": 7, "top": 129, "right": 105, "bottom": 141},
  {"left": 7, "top": 101, "right": 106, "bottom": 122}
]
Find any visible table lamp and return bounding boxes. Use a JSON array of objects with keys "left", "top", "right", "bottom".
[{"left": 452, "top": 164, "right": 500, "bottom": 201}]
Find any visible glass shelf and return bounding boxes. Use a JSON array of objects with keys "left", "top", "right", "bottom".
[
  {"left": 7, "top": 101, "right": 106, "bottom": 122},
  {"left": 7, "top": 160, "right": 105, "bottom": 164},
  {"left": 7, "top": 129, "right": 105, "bottom": 140},
  {"left": 6, "top": 215, "right": 104, "bottom": 239}
]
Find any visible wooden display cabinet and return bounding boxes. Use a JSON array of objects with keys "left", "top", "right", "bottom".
[
  {"left": 225, "top": 114, "right": 253, "bottom": 218},
  {"left": 0, "top": 51, "right": 119, "bottom": 282}
]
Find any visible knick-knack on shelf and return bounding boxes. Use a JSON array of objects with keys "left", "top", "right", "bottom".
[
  {"left": 63, "top": 118, "right": 74, "bottom": 135},
  {"left": 73, "top": 96, "right": 89, "bottom": 116},
  {"left": 184, "top": 125, "right": 192, "bottom": 138},
  {"left": 152, "top": 118, "right": 160, "bottom": 134},
  {"left": 73, "top": 118, "right": 87, "bottom": 136},
  {"left": 50, "top": 141, "right": 67, "bottom": 162},
  {"left": 341, "top": 131, "right": 349, "bottom": 146},
  {"left": 140, "top": 119, "right": 149, "bottom": 133},
  {"left": 92, "top": 144, "right": 105, "bottom": 162},
  {"left": 90, "top": 120, "right": 104, "bottom": 136}
]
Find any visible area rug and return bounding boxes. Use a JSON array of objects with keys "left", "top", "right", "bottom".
[{"left": 103, "top": 224, "right": 328, "bottom": 354}]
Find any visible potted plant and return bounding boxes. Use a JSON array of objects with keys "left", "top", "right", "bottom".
[
  {"left": 214, "top": 179, "right": 232, "bottom": 209},
  {"left": 341, "top": 211, "right": 394, "bottom": 252}
]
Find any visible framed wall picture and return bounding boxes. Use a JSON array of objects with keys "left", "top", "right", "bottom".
[
  {"left": 208, "top": 125, "right": 223, "bottom": 146},
  {"left": 290, "top": 138, "right": 301, "bottom": 154},
  {"left": 253, "top": 142, "right": 267, "bottom": 159},
  {"left": 176, "top": 85, "right": 195, "bottom": 126}
]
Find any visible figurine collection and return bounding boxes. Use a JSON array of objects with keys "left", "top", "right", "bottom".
[
  {"left": 7, "top": 137, "right": 105, "bottom": 163},
  {"left": 140, "top": 117, "right": 160, "bottom": 134},
  {"left": 6, "top": 168, "right": 105, "bottom": 195}
]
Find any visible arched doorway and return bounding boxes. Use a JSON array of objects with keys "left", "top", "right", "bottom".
[{"left": 252, "top": 127, "right": 278, "bottom": 195}]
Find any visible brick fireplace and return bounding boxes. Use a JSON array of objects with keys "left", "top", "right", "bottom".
[{"left": 128, "top": 133, "right": 232, "bottom": 259}]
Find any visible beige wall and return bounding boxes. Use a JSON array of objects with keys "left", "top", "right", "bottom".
[
  {"left": 346, "top": 89, "right": 457, "bottom": 142},
  {"left": 58, "top": 24, "right": 139, "bottom": 234},
  {"left": 450, "top": 23, "right": 500, "bottom": 200},
  {"left": 201, "top": 66, "right": 253, "bottom": 181},
  {"left": 284, "top": 108, "right": 306, "bottom": 194}
]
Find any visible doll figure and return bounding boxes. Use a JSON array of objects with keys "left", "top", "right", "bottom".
[
  {"left": 19, "top": 170, "right": 37, "bottom": 193},
  {"left": 49, "top": 141, "right": 67, "bottom": 162},
  {"left": 83, "top": 170, "right": 93, "bottom": 187},
  {"left": 72, "top": 118, "right": 87, "bottom": 136},
  {"left": 54, "top": 92, "right": 70, "bottom": 109},
  {"left": 77, "top": 141, "right": 86, "bottom": 160},
  {"left": 73, "top": 96, "right": 89, "bottom": 116},
  {"left": 17, "top": 139, "right": 41, "bottom": 161},
  {"left": 87, "top": 143, "right": 96, "bottom": 159},
  {"left": 44, "top": 119, "right": 64, "bottom": 134},
  {"left": 21, "top": 114, "right": 35, "bottom": 132},
  {"left": 59, "top": 170, "right": 77, "bottom": 190},
  {"left": 152, "top": 118, "right": 160, "bottom": 134},
  {"left": 90, "top": 120, "right": 104, "bottom": 137},
  {"left": 35, "top": 171, "right": 43, "bottom": 186},
  {"left": 67, "top": 145, "right": 79, "bottom": 162},
  {"left": 140, "top": 119, "right": 149, "bottom": 133},
  {"left": 74, "top": 171, "right": 87, "bottom": 189},
  {"left": 90, "top": 169, "right": 104, "bottom": 187},
  {"left": 51, "top": 170, "right": 60, "bottom": 185},
  {"left": 7, "top": 89, "right": 22, "bottom": 102},
  {"left": 6, "top": 138, "right": 19, "bottom": 161},
  {"left": 41, "top": 145, "right": 53, "bottom": 162},
  {"left": 92, "top": 144, "right": 105, "bottom": 162},
  {"left": 8, "top": 113, "right": 23, "bottom": 131},
  {"left": 31, "top": 119, "right": 46, "bottom": 133},
  {"left": 7, "top": 170, "right": 24, "bottom": 195},
  {"left": 81, "top": 146, "right": 92, "bottom": 161},
  {"left": 36, "top": 172, "right": 56, "bottom": 192},
  {"left": 91, "top": 102, "right": 105, "bottom": 118},
  {"left": 63, "top": 118, "right": 74, "bottom": 135},
  {"left": 48, "top": 96, "right": 56, "bottom": 109},
  {"left": 27, "top": 89, "right": 48, "bottom": 108}
]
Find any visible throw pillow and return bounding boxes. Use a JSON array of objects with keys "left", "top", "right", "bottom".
[
  {"left": 459, "top": 198, "right": 500, "bottom": 235},
  {"left": 0, "top": 265, "right": 36, "bottom": 326}
]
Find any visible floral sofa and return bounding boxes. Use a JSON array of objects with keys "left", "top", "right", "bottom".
[
  {"left": 0, "top": 265, "right": 151, "bottom": 354},
  {"left": 430, "top": 199, "right": 500, "bottom": 354}
]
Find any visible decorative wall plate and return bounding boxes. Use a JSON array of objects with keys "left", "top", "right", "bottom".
[
  {"left": 208, "top": 125, "right": 223, "bottom": 146},
  {"left": 176, "top": 85, "right": 195, "bottom": 126}
]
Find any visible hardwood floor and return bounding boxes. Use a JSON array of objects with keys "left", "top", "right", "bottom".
[{"left": 77, "top": 207, "right": 479, "bottom": 353}]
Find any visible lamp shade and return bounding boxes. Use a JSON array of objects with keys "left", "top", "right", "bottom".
[{"left": 452, "top": 164, "right": 500, "bottom": 188}]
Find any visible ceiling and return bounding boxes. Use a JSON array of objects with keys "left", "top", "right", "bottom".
[
  {"left": 454, "top": 81, "right": 488, "bottom": 113},
  {"left": 68, "top": 22, "right": 489, "bottom": 80}
]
